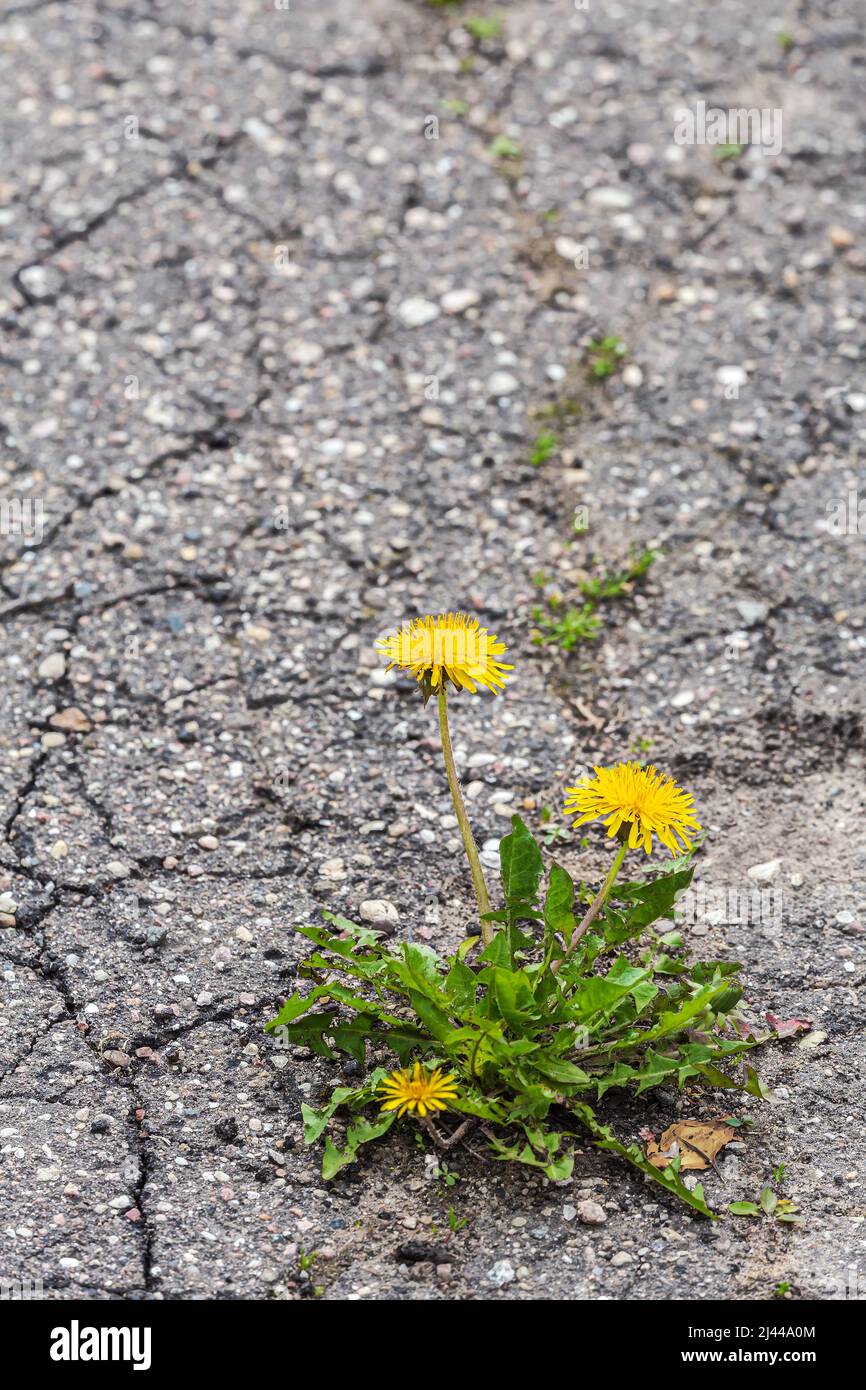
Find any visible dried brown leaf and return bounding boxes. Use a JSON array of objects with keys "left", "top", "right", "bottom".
[{"left": 645, "top": 1118, "right": 736, "bottom": 1170}]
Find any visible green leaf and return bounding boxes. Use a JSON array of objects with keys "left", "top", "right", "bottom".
[
  {"left": 265, "top": 986, "right": 334, "bottom": 1033},
  {"left": 616, "top": 867, "right": 694, "bottom": 931},
  {"left": 296, "top": 924, "right": 383, "bottom": 970},
  {"left": 302, "top": 1092, "right": 354, "bottom": 1145},
  {"left": 729, "top": 1201, "right": 761, "bottom": 1217},
  {"left": 744, "top": 1064, "right": 774, "bottom": 1100},
  {"left": 543, "top": 862, "right": 576, "bottom": 948},
  {"left": 531, "top": 1056, "right": 592, "bottom": 1088},
  {"left": 760, "top": 1186, "right": 778, "bottom": 1215},
  {"left": 330, "top": 1019, "right": 374, "bottom": 1066},
  {"left": 568, "top": 970, "right": 648, "bottom": 1022},
  {"left": 632, "top": 1048, "right": 682, "bottom": 1094},
  {"left": 445, "top": 958, "right": 479, "bottom": 1012},
  {"left": 595, "top": 1061, "right": 636, "bottom": 1099},
  {"left": 302, "top": 1068, "right": 389, "bottom": 1145},
  {"left": 321, "top": 912, "right": 383, "bottom": 948},
  {"left": 500, "top": 816, "right": 543, "bottom": 900},
  {"left": 478, "top": 930, "right": 512, "bottom": 967},
  {"left": 492, "top": 968, "right": 539, "bottom": 1032},
  {"left": 407, "top": 990, "right": 454, "bottom": 1042},
  {"left": 267, "top": 1011, "right": 339, "bottom": 1060},
  {"left": 322, "top": 1112, "right": 395, "bottom": 1180},
  {"left": 488, "top": 1124, "right": 575, "bottom": 1181}
]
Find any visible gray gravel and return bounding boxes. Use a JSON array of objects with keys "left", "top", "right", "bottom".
[{"left": 1, "top": 0, "right": 864, "bottom": 1301}]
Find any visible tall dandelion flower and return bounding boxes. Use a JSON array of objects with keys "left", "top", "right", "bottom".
[
  {"left": 379, "top": 1063, "right": 460, "bottom": 1119},
  {"left": 376, "top": 611, "right": 514, "bottom": 945},
  {"left": 377, "top": 611, "right": 513, "bottom": 698},
  {"left": 553, "top": 762, "right": 701, "bottom": 972},
  {"left": 563, "top": 761, "right": 701, "bottom": 856}
]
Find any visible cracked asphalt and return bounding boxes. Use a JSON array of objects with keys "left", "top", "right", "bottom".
[{"left": 1, "top": 0, "right": 864, "bottom": 1301}]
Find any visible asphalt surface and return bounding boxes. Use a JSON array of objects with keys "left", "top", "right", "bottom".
[{"left": 0, "top": 0, "right": 864, "bottom": 1301}]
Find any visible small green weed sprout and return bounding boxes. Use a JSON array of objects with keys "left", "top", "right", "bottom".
[
  {"left": 531, "top": 600, "right": 602, "bottom": 651},
  {"left": 464, "top": 16, "right": 503, "bottom": 41},
  {"left": 586, "top": 335, "right": 627, "bottom": 379},
  {"left": 433, "top": 1160, "right": 460, "bottom": 1187},
  {"left": 489, "top": 134, "right": 521, "bottom": 161},
  {"left": 531, "top": 548, "right": 658, "bottom": 654},
  {"left": 729, "top": 1173, "right": 803, "bottom": 1224},
  {"left": 530, "top": 430, "right": 558, "bottom": 466}
]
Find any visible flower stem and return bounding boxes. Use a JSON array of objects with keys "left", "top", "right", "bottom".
[
  {"left": 437, "top": 684, "right": 492, "bottom": 944},
  {"left": 553, "top": 839, "right": 629, "bottom": 972}
]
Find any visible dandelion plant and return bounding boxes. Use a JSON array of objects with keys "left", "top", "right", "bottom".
[{"left": 266, "top": 614, "right": 780, "bottom": 1216}]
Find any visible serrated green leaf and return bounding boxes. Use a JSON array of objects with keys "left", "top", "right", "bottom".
[
  {"left": 492, "top": 968, "right": 539, "bottom": 1032},
  {"left": 615, "top": 867, "right": 694, "bottom": 930},
  {"left": 478, "top": 929, "right": 512, "bottom": 967},
  {"left": 322, "top": 1112, "right": 395, "bottom": 1180},
  {"left": 445, "top": 958, "right": 479, "bottom": 1012},
  {"left": 321, "top": 912, "right": 384, "bottom": 948},
  {"left": 302, "top": 1092, "right": 353, "bottom": 1144},
  {"left": 543, "top": 862, "right": 576, "bottom": 948},
  {"left": 407, "top": 990, "right": 454, "bottom": 1042},
  {"left": 302, "top": 1068, "right": 389, "bottom": 1146},
  {"left": 265, "top": 986, "right": 333, "bottom": 1033},
  {"left": 500, "top": 816, "right": 543, "bottom": 904}
]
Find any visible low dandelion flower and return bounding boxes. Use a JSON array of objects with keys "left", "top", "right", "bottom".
[
  {"left": 379, "top": 1062, "right": 460, "bottom": 1119},
  {"left": 563, "top": 760, "right": 701, "bottom": 855},
  {"left": 377, "top": 611, "right": 513, "bottom": 696}
]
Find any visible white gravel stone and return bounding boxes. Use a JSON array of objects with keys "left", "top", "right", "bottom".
[
  {"left": 588, "top": 185, "right": 634, "bottom": 210},
  {"left": 37, "top": 652, "right": 66, "bottom": 680},
  {"left": 486, "top": 1258, "right": 515, "bottom": 1287},
  {"left": 290, "top": 341, "right": 324, "bottom": 366},
  {"left": 440, "top": 287, "right": 480, "bottom": 315},
  {"left": 576, "top": 1198, "right": 607, "bottom": 1225},
  {"left": 747, "top": 858, "right": 782, "bottom": 884},
  {"left": 359, "top": 899, "right": 399, "bottom": 925},
  {"left": 487, "top": 370, "right": 520, "bottom": 397},
  {"left": 735, "top": 599, "right": 768, "bottom": 625},
  {"left": 396, "top": 297, "right": 439, "bottom": 327}
]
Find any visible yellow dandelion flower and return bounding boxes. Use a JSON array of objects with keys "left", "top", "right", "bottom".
[
  {"left": 563, "top": 760, "right": 701, "bottom": 856},
  {"left": 379, "top": 1062, "right": 460, "bottom": 1119},
  {"left": 377, "top": 611, "right": 513, "bottom": 696}
]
